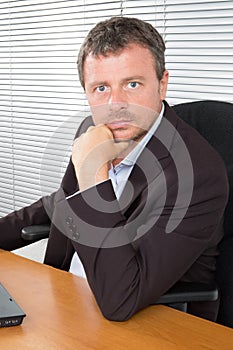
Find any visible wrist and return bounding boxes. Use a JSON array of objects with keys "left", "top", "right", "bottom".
[{"left": 76, "top": 164, "right": 109, "bottom": 192}]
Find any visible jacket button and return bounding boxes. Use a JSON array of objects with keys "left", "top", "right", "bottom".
[
  {"left": 66, "top": 216, "right": 73, "bottom": 225},
  {"left": 69, "top": 224, "right": 80, "bottom": 241}
]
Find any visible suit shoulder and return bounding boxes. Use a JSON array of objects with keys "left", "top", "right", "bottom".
[{"left": 74, "top": 116, "right": 94, "bottom": 138}]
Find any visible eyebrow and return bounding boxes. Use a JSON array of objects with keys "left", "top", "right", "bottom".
[
  {"left": 123, "top": 75, "right": 146, "bottom": 82},
  {"left": 88, "top": 81, "right": 108, "bottom": 89}
]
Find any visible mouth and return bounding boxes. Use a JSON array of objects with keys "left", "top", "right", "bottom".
[{"left": 106, "top": 120, "right": 133, "bottom": 129}]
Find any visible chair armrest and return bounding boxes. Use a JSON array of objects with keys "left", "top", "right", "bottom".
[
  {"left": 21, "top": 225, "right": 50, "bottom": 241},
  {"left": 155, "top": 281, "right": 218, "bottom": 305}
]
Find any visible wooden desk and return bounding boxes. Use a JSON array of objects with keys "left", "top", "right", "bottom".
[{"left": 0, "top": 250, "right": 232, "bottom": 349}]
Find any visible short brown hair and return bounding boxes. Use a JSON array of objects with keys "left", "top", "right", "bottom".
[{"left": 77, "top": 16, "right": 166, "bottom": 89}]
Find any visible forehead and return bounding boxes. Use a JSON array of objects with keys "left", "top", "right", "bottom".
[{"left": 83, "top": 44, "right": 156, "bottom": 84}]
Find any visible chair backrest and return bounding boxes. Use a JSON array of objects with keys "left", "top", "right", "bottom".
[{"left": 173, "top": 100, "right": 233, "bottom": 328}]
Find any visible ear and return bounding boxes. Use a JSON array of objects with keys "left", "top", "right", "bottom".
[{"left": 159, "top": 70, "right": 169, "bottom": 100}]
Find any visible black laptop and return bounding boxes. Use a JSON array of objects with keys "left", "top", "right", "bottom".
[{"left": 0, "top": 283, "right": 26, "bottom": 327}]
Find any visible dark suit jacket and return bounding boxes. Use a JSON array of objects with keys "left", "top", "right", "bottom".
[{"left": 0, "top": 101, "right": 229, "bottom": 322}]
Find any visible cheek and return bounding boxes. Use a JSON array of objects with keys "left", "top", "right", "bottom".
[
  {"left": 133, "top": 88, "right": 161, "bottom": 110},
  {"left": 128, "top": 103, "right": 160, "bottom": 121}
]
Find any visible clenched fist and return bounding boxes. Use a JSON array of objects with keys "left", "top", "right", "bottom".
[{"left": 72, "top": 124, "right": 129, "bottom": 191}]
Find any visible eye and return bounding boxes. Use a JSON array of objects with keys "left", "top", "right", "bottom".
[
  {"left": 128, "top": 81, "right": 139, "bottom": 89},
  {"left": 96, "top": 85, "right": 107, "bottom": 92}
]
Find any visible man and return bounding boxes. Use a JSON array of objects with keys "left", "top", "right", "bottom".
[{"left": 0, "top": 17, "right": 229, "bottom": 322}]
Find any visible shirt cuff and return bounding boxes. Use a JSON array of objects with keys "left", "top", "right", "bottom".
[{"left": 66, "top": 179, "right": 110, "bottom": 200}]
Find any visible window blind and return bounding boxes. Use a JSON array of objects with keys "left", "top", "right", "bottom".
[
  {"left": 0, "top": 0, "right": 232, "bottom": 216},
  {"left": 0, "top": 0, "right": 122, "bottom": 215},
  {"left": 162, "top": 0, "right": 233, "bottom": 104}
]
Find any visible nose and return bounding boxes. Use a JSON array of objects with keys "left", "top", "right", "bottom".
[{"left": 108, "top": 88, "right": 128, "bottom": 112}]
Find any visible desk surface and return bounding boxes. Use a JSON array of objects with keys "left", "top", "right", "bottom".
[{"left": 0, "top": 250, "right": 232, "bottom": 349}]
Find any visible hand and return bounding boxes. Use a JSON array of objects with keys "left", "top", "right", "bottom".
[{"left": 72, "top": 125, "right": 129, "bottom": 191}]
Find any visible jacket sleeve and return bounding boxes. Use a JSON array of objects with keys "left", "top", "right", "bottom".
[{"left": 0, "top": 196, "right": 51, "bottom": 251}]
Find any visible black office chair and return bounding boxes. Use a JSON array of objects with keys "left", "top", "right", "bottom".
[
  {"left": 168, "top": 100, "right": 233, "bottom": 327},
  {"left": 21, "top": 100, "right": 233, "bottom": 328}
]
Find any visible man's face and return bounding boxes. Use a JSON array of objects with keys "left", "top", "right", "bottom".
[{"left": 83, "top": 43, "right": 168, "bottom": 142}]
